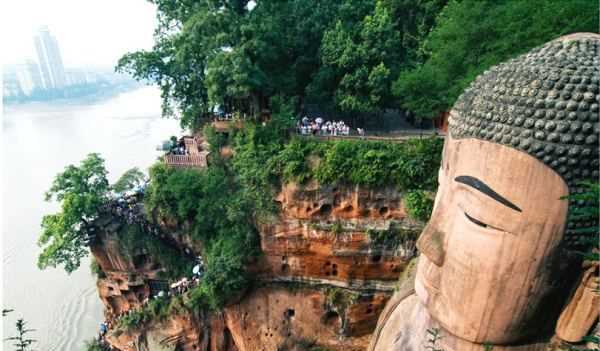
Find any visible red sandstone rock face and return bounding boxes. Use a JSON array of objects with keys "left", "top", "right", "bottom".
[
  {"left": 103, "top": 286, "right": 388, "bottom": 351},
  {"left": 276, "top": 182, "right": 409, "bottom": 220},
  {"left": 258, "top": 218, "right": 416, "bottom": 288},
  {"left": 257, "top": 183, "right": 420, "bottom": 290},
  {"left": 91, "top": 183, "right": 422, "bottom": 351},
  {"left": 106, "top": 312, "right": 203, "bottom": 351},
  {"left": 221, "top": 286, "right": 382, "bottom": 351}
]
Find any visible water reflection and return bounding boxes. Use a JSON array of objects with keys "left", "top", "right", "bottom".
[{"left": 2, "top": 86, "right": 181, "bottom": 350}]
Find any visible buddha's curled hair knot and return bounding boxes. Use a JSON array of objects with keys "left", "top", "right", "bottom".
[{"left": 449, "top": 33, "right": 600, "bottom": 246}]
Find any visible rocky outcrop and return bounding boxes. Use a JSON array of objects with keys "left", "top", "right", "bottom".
[
  {"left": 91, "top": 182, "right": 422, "bottom": 350},
  {"left": 107, "top": 312, "right": 203, "bottom": 351},
  {"left": 257, "top": 182, "right": 421, "bottom": 292}
]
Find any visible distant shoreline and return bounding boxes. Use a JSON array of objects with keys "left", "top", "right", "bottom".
[{"left": 3, "top": 81, "right": 147, "bottom": 108}]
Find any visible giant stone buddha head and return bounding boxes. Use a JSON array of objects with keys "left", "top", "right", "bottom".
[{"left": 415, "top": 33, "right": 599, "bottom": 344}]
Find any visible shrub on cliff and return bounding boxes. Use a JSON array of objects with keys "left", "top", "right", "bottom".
[
  {"left": 84, "top": 339, "right": 102, "bottom": 351},
  {"left": 187, "top": 232, "right": 254, "bottom": 310},
  {"left": 230, "top": 98, "right": 296, "bottom": 220},
  {"left": 269, "top": 136, "right": 443, "bottom": 190},
  {"left": 89, "top": 258, "right": 105, "bottom": 278},
  {"left": 404, "top": 190, "right": 434, "bottom": 222},
  {"left": 145, "top": 163, "right": 235, "bottom": 241}
]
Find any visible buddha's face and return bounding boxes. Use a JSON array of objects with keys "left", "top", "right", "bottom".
[{"left": 415, "top": 135, "right": 572, "bottom": 344}]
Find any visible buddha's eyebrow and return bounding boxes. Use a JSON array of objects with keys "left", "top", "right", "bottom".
[{"left": 454, "top": 175, "right": 522, "bottom": 212}]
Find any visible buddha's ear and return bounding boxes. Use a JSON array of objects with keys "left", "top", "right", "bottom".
[{"left": 555, "top": 261, "right": 599, "bottom": 343}]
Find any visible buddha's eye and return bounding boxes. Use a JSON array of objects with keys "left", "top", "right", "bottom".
[
  {"left": 464, "top": 211, "right": 488, "bottom": 228},
  {"left": 463, "top": 211, "right": 508, "bottom": 233}
]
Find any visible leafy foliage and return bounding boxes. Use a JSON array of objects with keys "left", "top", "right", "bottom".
[
  {"left": 271, "top": 137, "right": 443, "bottom": 190},
  {"left": 84, "top": 338, "right": 104, "bottom": 351},
  {"left": 116, "top": 295, "right": 187, "bottom": 331},
  {"left": 564, "top": 181, "right": 600, "bottom": 261},
  {"left": 404, "top": 190, "right": 434, "bottom": 221},
  {"left": 203, "top": 124, "right": 228, "bottom": 154},
  {"left": 393, "top": 0, "right": 599, "bottom": 118},
  {"left": 117, "top": 0, "right": 597, "bottom": 126},
  {"left": 229, "top": 99, "right": 297, "bottom": 219},
  {"left": 187, "top": 233, "right": 253, "bottom": 310},
  {"left": 38, "top": 153, "right": 110, "bottom": 273},
  {"left": 116, "top": 0, "right": 448, "bottom": 128},
  {"left": 112, "top": 167, "right": 146, "bottom": 194},
  {"left": 561, "top": 335, "right": 600, "bottom": 351},
  {"left": 319, "top": 1, "right": 400, "bottom": 114},
  {"left": 90, "top": 257, "right": 106, "bottom": 278},
  {"left": 143, "top": 161, "right": 259, "bottom": 308},
  {"left": 367, "top": 224, "right": 420, "bottom": 248},
  {"left": 4, "top": 319, "right": 36, "bottom": 351},
  {"left": 425, "top": 327, "right": 444, "bottom": 351},
  {"left": 324, "top": 287, "right": 359, "bottom": 316}
]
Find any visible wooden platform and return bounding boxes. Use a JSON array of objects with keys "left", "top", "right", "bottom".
[{"left": 165, "top": 136, "right": 209, "bottom": 169}]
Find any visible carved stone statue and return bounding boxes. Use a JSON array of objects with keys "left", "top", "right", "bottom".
[{"left": 370, "top": 32, "right": 599, "bottom": 351}]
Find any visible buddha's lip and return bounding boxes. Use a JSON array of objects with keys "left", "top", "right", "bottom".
[{"left": 417, "top": 257, "right": 441, "bottom": 293}]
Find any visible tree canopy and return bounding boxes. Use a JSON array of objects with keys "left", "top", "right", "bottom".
[
  {"left": 116, "top": 0, "right": 447, "bottom": 128},
  {"left": 393, "top": 0, "right": 599, "bottom": 118},
  {"left": 112, "top": 167, "right": 146, "bottom": 194},
  {"left": 118, "top": 0, "right": 597, "bottom": 126},
  {"left": 38, "top": 153, "right": 110, "bottom": 273}
]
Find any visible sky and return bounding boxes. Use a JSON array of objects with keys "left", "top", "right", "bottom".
[{"left": 1, "top": 0, "right": 158, "bottom": 69}]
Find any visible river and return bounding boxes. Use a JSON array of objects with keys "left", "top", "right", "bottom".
[{"left": 2, "top": 86, "right": 181, "bottom": 350}]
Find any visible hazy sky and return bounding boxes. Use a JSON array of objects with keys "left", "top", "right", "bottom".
[{"left": 1, "top": 0, "right": 158, "bottom": 68}]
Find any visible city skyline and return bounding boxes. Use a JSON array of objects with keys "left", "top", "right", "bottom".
[
  {"left": 4, "top": 27, "right": 133, "bottom": 99},
  {"left": 1, "top": 0, "right": 157, "bottom": 67}
]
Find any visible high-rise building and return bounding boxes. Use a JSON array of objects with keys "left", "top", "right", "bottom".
[
  {"left": 2, "top": 69, "right": 23, "bottom": 98},
  {"left": 15, "top": 60, "right": 43, "bottom": 95},
  {"left": 34, "top": 26, "right": 66, "bottom": 89}
]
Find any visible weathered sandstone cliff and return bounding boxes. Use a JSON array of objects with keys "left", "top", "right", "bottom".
[{"left": 91, "top": 182, "right": 422, "bottom": 351}]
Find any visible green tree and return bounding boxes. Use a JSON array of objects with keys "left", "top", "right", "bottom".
[
  {"left": 319, "top": 1, "right": 400, "bottom": 115},
  {"left": 117, "top": 0, "right": 350, "bottom": 129},
  {"left": 84, "top": 338, "right": 103, "bottom": 351},
  {"left": 38, "top": 153, "right": 110, "bottom": 273},
  {"left": 112, "top": 167, "right": 146, "bottom": 194},
  {"left": 197, "top": 232, "right": 252, "bottom": 309},
  {"left": 5, "top": 319, "right": 36, "bottom": 351},
  {"left": 309, "top": 0, "right": 446, "bottom": 120},
  {"left": 393, "top": 0, "right": 599, "bottom": 119}
]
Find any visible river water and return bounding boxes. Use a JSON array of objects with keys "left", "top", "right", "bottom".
[{"left": 2, "top": 86, "right": 181, "bottom": 350}]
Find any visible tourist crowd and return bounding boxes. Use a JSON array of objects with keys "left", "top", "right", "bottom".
[
  {"left": 90, "top": 185, "right": 208, "bottom": 348},
  {"left": 167, "top": 138, "right": 190, "bottom": 156},
  {"left": 170, "top": 145, "right": 190, "bottom": 155},
  {"left": 104, "top": 266, "right": 204, "bottom": 322},
  {"left": 89, "top": 187, "right": 164, "bottom": 244},
  {"left": 297, "top": 116, "right": 364, "bottom": 137}
]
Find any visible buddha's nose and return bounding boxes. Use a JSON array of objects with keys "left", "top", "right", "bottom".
[{"left": 416, "top": 221, "right": 446, "bottom": 266}]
